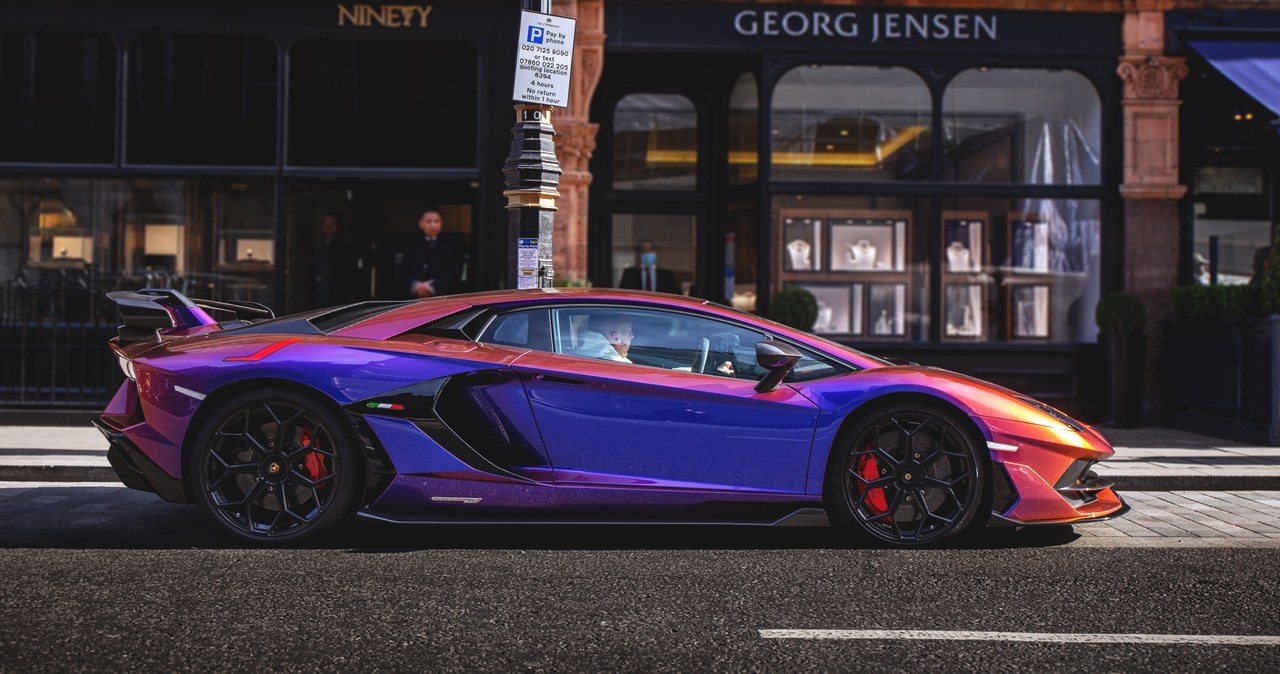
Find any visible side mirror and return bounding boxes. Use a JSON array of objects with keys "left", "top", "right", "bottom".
[{"left": 754, "top": 340, "right": 802, "bottom": 393}]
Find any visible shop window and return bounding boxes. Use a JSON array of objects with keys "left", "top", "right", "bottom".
[
  {"left": 943, "top": 68, "right": 1101, "bottom": 185},
  {"left": 728, "top": 73, "right": 758, "bottom": 186},
  {"left": 771, "top": 66, "right": 931, "bottom": 182},
  {"left": 939, "top": 197, "right": 1101, "bottom": 342},
  {"left": 0, "top": 32, "right": 117, "bottom": 164},
  {"left": 610, "top": 213, "right": 696, "bottom": 295},
  {"left": 772, "top": 195, "right": 931, "bottom": 341},
  {"left": 770, "top": 195, "right": 1100, "bottom": 343},
  {"left": 120, "top": 179, "right": 277, "bottom": 305},
  {"left": 1, "top": 177, "right": 275, "bottom": 318},
  {"left": 3, "top": 178, "right": 117, "bottom": 309},
  {"left": 0, "top": 177, "right": 278, "bottom": 404},
  {"left": 288, "top": 39, "right": 477, "bottom": 168},
  {"left": 612, "top": 93, "right": 697, "bottom": 190},
  {"left": 1190, "top": 167, "right": 1270, "bottom": 285},
  {"left": 127, "top": 35, "right": 277, "bottom": 166}
]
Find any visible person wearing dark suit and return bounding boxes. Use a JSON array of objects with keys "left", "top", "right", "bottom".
[
  {"left": 313, "top": 212, "right": 358, "bottom": 308},
  {"left": 619, "top": 239, "right": 679, "bottom": 294},
  {"left": 399, "top": 205, "right": 465, "bottom": 298}
]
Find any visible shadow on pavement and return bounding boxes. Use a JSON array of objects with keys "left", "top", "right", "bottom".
[{"left": 0, "top": 485, "right": 1081, "bottom": 551}]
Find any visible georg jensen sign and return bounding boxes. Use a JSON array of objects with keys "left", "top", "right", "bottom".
[{"left": 732, "top": 9, "right": 997, "bottom": 43}]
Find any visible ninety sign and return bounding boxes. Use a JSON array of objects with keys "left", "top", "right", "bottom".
[{"left": 512, "top": 10, "right": 576, "bottom": 108}]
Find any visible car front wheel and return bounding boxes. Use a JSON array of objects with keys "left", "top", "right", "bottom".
[{"left": 827, "top": 403, "right": 986, "bottom": 547}]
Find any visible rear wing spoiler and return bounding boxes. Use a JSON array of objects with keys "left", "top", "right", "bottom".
[{"left": 106, "top": 289, "right": 275, "bottom": 344}]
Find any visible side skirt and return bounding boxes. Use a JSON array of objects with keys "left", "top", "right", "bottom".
[{"left": 356, "top": 506, "right": 833, "bottom": 527}]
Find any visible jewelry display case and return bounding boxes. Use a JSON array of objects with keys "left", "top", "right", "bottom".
[
  {"left": 1010, "top": 284, "right": 1051, "bottom": 338},
  {"left": 789, "top": 283, "right": 861, "bottom": 335},
  {"left": 776, "top": 208, "right": 910, "bottom": 337},
  {"left": 944, "top": 283, "right": 984, "bottom": 338},
  {"left": 782, "top": 217, "right": 822, "bottom": 272},
  {"left": 868, "top": 282, "right": 906, "bottom": 336},
  {"left": 940, "top": 211, "right": 988, "bottom": 341}
]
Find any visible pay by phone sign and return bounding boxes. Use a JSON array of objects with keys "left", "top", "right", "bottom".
[{"left": 512, "top": 10, "right": 576, "bottom": 108}]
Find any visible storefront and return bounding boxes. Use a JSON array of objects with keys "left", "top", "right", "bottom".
[
  {"left": 589, "top": 2, "right": 1124, "bottom": 416},
  {"left": 1168, "top": 10, "right": 1280, "bottom": 286},
  {"left": 5, "top": 1, "right": 1262, "bottom": 416},
  {"left": 0, "top": 0, "right": 522, "bottom": 405}
]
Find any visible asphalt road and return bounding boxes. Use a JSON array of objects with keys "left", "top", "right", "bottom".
[{"left": 1, "top": 485, "right": 1278, "bottom": 673}]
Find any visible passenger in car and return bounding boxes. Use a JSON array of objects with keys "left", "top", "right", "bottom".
[{"left": 572, "top": 314, "right": 634, "bottom": 364}]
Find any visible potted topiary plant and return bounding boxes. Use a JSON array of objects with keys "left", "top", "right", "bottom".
[
  {"left": 1095, "top": 291, "right": 1146, "bottom": 427},
  {"left": 768, "top": 287, "right": 818, "bottom": 332},
  {"left": 1162, "top": 242, "right": 1280, "bottom": 445}
]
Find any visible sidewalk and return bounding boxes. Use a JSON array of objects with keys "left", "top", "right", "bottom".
[{"left": 1, "top": 423, "right": 1278, "bottom": 490}]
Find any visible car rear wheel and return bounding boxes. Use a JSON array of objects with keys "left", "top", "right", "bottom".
[
  {"left": 189, "top": 388, "right": 362, "bottom": 544},
  {"left": 827, "top": 403, "right": 986, "bottom": 547}
]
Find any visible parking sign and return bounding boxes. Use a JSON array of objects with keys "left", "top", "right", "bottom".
[{"left": 512, "top": 10, "right": 576, "bottom": 108}]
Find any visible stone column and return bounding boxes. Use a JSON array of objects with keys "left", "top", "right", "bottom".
[
  {"left": 551, "top": 0, "right": 604, "bottom": 284},
  {"left": 1116, "top": 5, "right": 1187, "bottom": 404}
]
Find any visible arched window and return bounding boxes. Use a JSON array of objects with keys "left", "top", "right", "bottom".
[
  {"left": 771, "top": 65, "right": 931, "bottom": 182},
  {"left": 943, "top": 68, "right": 1101, "bottom": 184}
]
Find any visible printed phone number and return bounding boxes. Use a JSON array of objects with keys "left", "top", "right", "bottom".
[{"left": 520, "top": 44, "right": 571, "bottom": 58}]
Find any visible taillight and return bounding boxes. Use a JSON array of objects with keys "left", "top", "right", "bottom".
[{"left": 116, "top": 353, "right": 136, "bottom": 380}]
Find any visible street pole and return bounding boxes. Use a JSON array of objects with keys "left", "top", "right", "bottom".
[{"left": 504, "top": 0, "right": 563, "bottom": 289}]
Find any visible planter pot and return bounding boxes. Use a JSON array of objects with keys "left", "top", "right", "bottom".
[
  {"left": 1161, "top": 316, "right": 1280, "bottom": 445},
  {"left": 1099, "top": 331, "right": 1144, "bottom": 427}
]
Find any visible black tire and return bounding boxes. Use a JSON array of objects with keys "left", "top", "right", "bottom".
[
  {"left": 187, "top": 387, "right": 363, "bottom": 544},
  {"left": 826, "top": 402, "right": 987, "bottom": 547}
]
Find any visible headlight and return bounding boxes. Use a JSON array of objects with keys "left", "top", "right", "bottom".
[
  {"left": 1018, "top": 397, "right": 1083, "bottom": 433},
  {"left": 116, "top": 354, "right": 136, "bottom": 380}
]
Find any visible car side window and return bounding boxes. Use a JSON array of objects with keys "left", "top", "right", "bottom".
[
  {"left": 478, "top": 309, "right": 552, "bottom": 352},
  {"left": 552, "top": 306, "right": 770, "bottom": 379}
]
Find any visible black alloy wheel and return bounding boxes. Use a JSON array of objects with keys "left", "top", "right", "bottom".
[
  {"left": 827, "top": 403, "right": 986, "bottom": 546},
  {"left": 189, "top": 388, "right": 362, "bottom": 543}
]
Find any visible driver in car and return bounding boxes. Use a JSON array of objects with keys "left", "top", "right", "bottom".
[{"left": 575, "top": 314, "right": 634, "bottom": 364}]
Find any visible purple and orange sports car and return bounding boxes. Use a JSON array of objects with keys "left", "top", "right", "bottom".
[{"left": 96, "top": 287, "right": 1125, "bottom": 546}]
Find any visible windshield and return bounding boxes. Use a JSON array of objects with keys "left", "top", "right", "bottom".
[{"left": 702, "top": 300, "right": 892, "bottom": 367}]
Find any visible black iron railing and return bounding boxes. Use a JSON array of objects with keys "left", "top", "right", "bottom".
[{"left": 0, "top": 270, "right": 123, "bottom": 408}]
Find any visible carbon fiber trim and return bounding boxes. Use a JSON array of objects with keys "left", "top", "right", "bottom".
[
  {"left": 988, "top": 494, "right": 1131, "bottom": 527},
  {"left": 347, "top": 373, "right": 540, "bottom": 484},
  {"left": 346, "top": 413, "right": 398, "bottom": 508}
]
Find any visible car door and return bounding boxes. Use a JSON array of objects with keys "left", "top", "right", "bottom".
[{"left": 499, "top": 305, "right": 820, "bottom": 494}]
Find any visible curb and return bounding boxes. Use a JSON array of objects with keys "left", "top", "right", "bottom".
[{"left": 1109, "top": 475, "right": 1280, "bottom": 492}]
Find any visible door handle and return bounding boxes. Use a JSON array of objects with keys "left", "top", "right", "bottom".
[{"left": 533, "top": 374, "right": 585, "bottom": 385}]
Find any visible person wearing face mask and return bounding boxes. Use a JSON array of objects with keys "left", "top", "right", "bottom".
[{"left": 619, "top": 239, "right": 678, "bottom": 294}]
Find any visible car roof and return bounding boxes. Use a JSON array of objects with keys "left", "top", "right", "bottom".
[
  {"left": 332, "top": 288, "right": 709, "bottom": 340},
  {"left": 327, "top": 288, "right": 886, "bottom": 371}
]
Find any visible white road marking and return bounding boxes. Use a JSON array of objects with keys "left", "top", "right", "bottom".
[{"left": 759, "top": 630, "right": 1280, "bottom": 645}]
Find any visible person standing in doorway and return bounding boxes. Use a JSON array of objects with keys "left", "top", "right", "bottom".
[
  {"left": 619, "top": 239, "right": 678, "bottom": 294},
  {"left": 313, "top": 211, "right": 357, "bottom": 308},
  {"left": 400, "top": 205, "right": 464, "bottom": 298}
]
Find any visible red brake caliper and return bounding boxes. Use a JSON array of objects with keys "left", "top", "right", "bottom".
[
  {"left": 854, "top": 448, "right": 888, "bottom": 515},
  {"left": 300, "top": 427, "right": 329, "bottom": 486}
]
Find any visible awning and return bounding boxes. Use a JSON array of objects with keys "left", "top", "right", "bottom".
[{"left": 1188, "top": 40, "right": 1280, "bottom": 116}]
